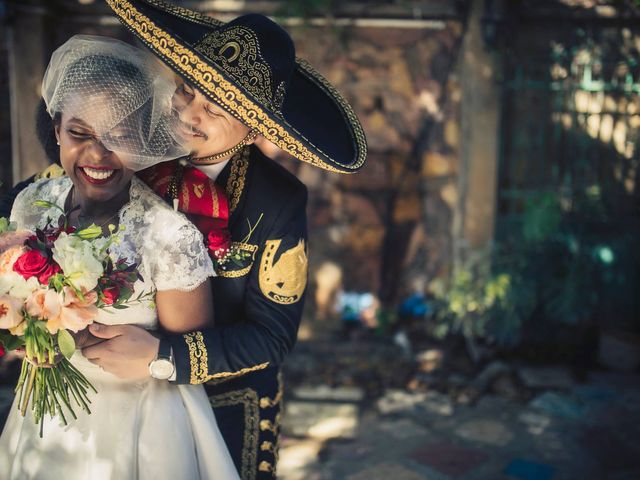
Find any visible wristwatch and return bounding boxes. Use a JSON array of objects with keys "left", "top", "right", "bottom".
[{"left": 148, "top": 336, "right": 175, "bottom": 380}]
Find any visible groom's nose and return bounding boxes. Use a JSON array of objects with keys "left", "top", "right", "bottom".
[{"left": 177, "top": 102, "right": 200, "bottom": 127}]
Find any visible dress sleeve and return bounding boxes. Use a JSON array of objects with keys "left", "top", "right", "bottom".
[
  {"left": 146, "top": 208, "right": 215, "bottom": 292},
  {"left": 9, "top": 179, "right": 52, "bottom": 230}
]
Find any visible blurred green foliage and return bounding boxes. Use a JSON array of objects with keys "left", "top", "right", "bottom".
[{"left": 433, "top": 186, "right": 640, "bottom": 359}]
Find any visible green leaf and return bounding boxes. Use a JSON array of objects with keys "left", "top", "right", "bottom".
[
  {"left": 0, "top": 217, "right": 10, "bottom": 234},
  {"left": 57, "top": 329, "right": 76, "bottom": 359},
  {"left": 0, "top": 331, "right": 24, "bottom": 350},
  {"left": 75, "top": 224, "right": 103, "bottom": 240},
  {"left": 33, "top": 200, "right": 65, "bottom": 213}
]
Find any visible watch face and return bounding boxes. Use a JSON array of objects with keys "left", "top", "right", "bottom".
[{"left": 149, "top": 358, "right": 175, "bottom": 379}]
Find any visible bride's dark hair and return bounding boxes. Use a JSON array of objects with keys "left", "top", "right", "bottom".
[{"left": 35, "top": 98, "right": 60, "bottom": 165}]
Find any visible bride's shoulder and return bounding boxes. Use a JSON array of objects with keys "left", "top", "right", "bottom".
[
  {"left": 12, "top": 175, "right": 70, "bottom": 212},
  {"left": 11, "top": 175, "right": 70, "bottom": 227},
  {"left": 16, "top": 175, "right": 70, "bottom": 202}
]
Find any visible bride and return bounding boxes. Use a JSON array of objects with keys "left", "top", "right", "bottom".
[{"left": 0, "top": 35, "right": 240, "bottom": 480}]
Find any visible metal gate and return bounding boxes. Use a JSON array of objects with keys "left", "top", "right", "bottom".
[{"left": 497, "top": 23, "right": 640, "bottom": 238}]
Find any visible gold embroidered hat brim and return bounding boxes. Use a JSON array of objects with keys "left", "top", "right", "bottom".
[{"left": 104, "top": 0, "right": 367, "bottom": 174}]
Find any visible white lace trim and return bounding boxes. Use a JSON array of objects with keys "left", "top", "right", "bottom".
[{"left": 10, "top": 176, "right": 214, "bottom": 292}]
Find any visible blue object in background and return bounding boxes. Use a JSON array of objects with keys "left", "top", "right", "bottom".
[
  {"left": 504, "top": 459, "right": 555, "bottom": 480},
  {"left": 398, "top": 293, "right": 432, "bottom": 319},
  {"left": 337, "top": 292, "right": 376, "bottom": 323}
]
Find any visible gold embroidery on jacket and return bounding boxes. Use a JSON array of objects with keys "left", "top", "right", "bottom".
[
  {"left": 226, "top": 147, "right": 250, "bottom": 213},
  {"left": 184, "top": 332, "right": 269, "bottom": 384},
  {"left": 259, "top": 239, "right": 307, "bottom": 304},
  {"left": 259, "top": 376, "right": 283, "bottom": 409},
  {"left": 216, "top": 241, "right": 258, "bottom": 278},
  {"left": 209, "top": 388, "right": 259, "bottom": 480}
]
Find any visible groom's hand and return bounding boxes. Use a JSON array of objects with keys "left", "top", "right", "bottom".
[
  {"left": 82, "top": 323, "right": 159, "bottom": 380},
  {"left": 71, "top": 328, "right": 104, "bottom": 349}
]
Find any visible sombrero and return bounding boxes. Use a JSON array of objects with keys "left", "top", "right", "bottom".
[{"left": 104, "top": 0, "right": 367, "bottom": 173}]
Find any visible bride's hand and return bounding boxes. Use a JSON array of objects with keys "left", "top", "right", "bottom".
[{"left": 81, "top": 323, "right": 159, "bottom": 380}]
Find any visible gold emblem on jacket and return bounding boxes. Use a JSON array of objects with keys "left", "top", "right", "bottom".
[{"left": 259, "top": 239, "right": 307, "bottom": 304}]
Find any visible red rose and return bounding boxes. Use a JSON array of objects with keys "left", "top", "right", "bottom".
[
  {"left": 101, "top": 286, "right": 120, "bottom": 305},
  {"left": 13, "top": 249, "right": 61, "bottom": 284},
  {"left": 207, "top": 229, "right": 232, "bottom": 260},
  {"left": 0, "top": 344, "right": 5, "bottom": 358}
]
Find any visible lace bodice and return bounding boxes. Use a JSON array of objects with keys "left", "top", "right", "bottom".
[{"left": 9, "top": 176, "right": 214, "bottom": 330}]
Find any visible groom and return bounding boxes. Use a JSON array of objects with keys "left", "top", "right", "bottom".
[{"left": 2, "top": 1, "right": 367, "bottom": 478}]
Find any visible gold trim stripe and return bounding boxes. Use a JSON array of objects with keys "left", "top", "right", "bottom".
[
  {"left": 184, "top": 331, "right": 269, "bottom": 384},
  {"left": 106, "top": 0, "right": 365, "bottom": 174},
  {"left": 217, "top": 265, "right": 253, "bottom": 278},
  {"left": 259, "top": 383, "right": 283, "bottom": 409},
  {"left": 209, "top": 388, "right": 259, "bottom": 480},
  {"left": 226, "top": 147, "right": 250, "bottom": 213}
]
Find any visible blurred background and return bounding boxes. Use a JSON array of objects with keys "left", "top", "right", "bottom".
[{"left": 1, "top": 1, "right": 639, "bottom": 479}]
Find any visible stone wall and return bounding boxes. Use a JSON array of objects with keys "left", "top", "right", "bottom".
[{"left": 273, "top": 23, "right": 465, "bottom": 310}]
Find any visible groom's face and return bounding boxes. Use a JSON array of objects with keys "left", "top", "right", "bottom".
[{"left": 172, "top": 81, "right": 254, "bottom": 160}]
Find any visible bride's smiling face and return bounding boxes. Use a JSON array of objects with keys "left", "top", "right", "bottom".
[{"left": 55, "top": 95, "right": 135, "bottom": 203}]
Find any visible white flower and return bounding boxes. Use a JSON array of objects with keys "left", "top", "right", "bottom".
[
  {"left": 52, "top": 233, "right": 104, "bottom": 291},
  {"left": 0, "top": 272, "right": 41, "bottom": 299},
  {"left": 92, "top": 237, "right": 111, "bottom": 257}
]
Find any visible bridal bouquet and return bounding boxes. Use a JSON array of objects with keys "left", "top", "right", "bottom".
[{"left": 0, "top": 202, "right": 147, "bottom": 436}]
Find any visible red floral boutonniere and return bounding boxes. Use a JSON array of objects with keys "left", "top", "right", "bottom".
[{"left": 206, "top": 214, "right": 263, "bottom": 272}]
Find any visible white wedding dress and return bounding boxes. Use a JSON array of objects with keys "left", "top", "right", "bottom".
[{"left": 0, "top": 176, "right": 240, "bottom": 480}]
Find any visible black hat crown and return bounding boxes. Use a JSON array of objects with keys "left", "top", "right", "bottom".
[{"left": 194, "top": 14, "right": 295, "bottom": 116}]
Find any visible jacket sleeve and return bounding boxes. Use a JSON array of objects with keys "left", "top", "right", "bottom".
[{"left": 167, "top": 185, "right": 308, "bottom": 385}]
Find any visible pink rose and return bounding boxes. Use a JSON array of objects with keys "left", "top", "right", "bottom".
[
  {"left": 0, "top": 294, "right": 25, "bottom": 331},
  {"left": 0, "top": 246, "right": 26, "bottom": 274},
  {"left": 25, "top": 289, "right": 61, "bottom": 322},
  {"left": 55, "top": 287, "right": 99, "bottom": 333}
]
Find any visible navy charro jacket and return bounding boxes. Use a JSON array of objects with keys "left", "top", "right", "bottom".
[{"left": 168, "top": 145, "right": 308, "bottom": 384}]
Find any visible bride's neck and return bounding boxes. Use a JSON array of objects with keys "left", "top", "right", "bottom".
[{"left": 70, "top": 183, "right": 130, "bottom": 219}]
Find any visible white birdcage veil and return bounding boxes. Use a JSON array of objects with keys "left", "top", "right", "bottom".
[{"left": 42, "top": 34, "right": 188, "bottom": 171}]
